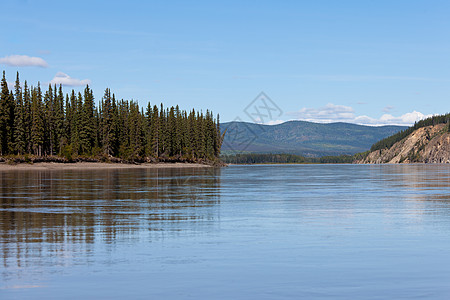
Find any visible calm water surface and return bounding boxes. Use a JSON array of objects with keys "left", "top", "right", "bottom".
[{"left": 1, "top": 164, "right": 450, "bottom": 299}]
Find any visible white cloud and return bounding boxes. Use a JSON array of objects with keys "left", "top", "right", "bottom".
[
  {"left": 287, "top": 103, "right": 433, "bottom": 126},
  {"left": 0, "top": 55, "right": 48, "bottom": 67},
  {"left": 50, "top": 72, "right": 91, "bottom": 87},
  {"left": 377, "top": 111, "right": 433, "bottom": 125},
  {"left": 265, "top": 119, "right": 285, "bottom": 125}
]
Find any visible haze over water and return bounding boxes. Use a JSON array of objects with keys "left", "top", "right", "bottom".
[{"left": 1, "top": 164, "right": 450, "bottom": 299}]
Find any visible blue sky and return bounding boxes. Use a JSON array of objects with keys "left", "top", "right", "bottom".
[{"left": 1, "top": 0, "right": 449, "bottom": 125}]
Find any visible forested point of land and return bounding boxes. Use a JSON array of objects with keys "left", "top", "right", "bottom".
[{"left": 0, "top": 71, "right": 224, "bottom": 164}]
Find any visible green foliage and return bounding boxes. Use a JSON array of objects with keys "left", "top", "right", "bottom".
[
  {"left": 352, "top": 151, "right": 370, "bottom": 161},
  {"left": 0, "top": 71, "right": 223, "bottom": 162},
  {"left": 61, "top": 144, "right": 74, "bottom": 162}
]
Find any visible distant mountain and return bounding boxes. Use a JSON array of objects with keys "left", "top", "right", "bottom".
[{"left": 220, "top": 120, "right": 407, "bottom": 157}]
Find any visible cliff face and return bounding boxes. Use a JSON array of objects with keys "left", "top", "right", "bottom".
[{"left": 359, "top": 124, "right": 450, "bottom": 164}]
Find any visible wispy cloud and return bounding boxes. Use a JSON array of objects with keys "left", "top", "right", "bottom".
[
  {"left": 50, "top": 72, "right": 90, "bottom": 86},
  {"left": 287, "top": 103, "right": 432, "bottom": 126},
  {"left": 382, "top": 105, "right": 394, "bottom": 113},
  {"left": 38, "top": 50, "right": 51, "bottom": 55},
  {"left": 0, "top": 55, "right": 48, "bottom": 67},
  {"left": 288, "top": 103, "right": 355, "bottom": 123}
]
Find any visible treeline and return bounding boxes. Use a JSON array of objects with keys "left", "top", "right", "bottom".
[
  {"left": 221, "top": 153, "right": 356, "bottom": 164},
  {"left": 0, "top": 71, "right": 223, "bottom": 162},
  {"left": 370, "top": 113, "right": 450, "bottom": 152},
  {"left": 222, "top": 153, "right": 307, "bottom": 164}
]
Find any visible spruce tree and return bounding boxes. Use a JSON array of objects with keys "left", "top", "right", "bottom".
[
  {"left": 43, "top": 84, "right": 53, "bottom": 154},
  {"left": 55, "top": 85, "right": 65, "bottom": 154},
  {"left": 151, "top": 105, "right": 160, "bottom": 158},
  {"left": 13, "top": 72, "right": 25, "bottom": 154},
  {"left": 31, "top": 84, "right": 44, "bottom": 156},
  {"left": 74, "top": 92, "right": 84, "bottom": 154},
  {"left": 111, "top": 94, "right": 119, "bottom": 156},
  {"left": 159, "top": 104, "right": 166, "bottom": 156},
  {"left": 168, "top": 106, "right": 176, "bottom": 156},
  {"left": 128, "top": 101, "right": 143, "bottom": 158},
  {"left": 215, "top": 113, "right": 222, "bottom": 156},
  {"left": 81, "top": 85, "right": 95, "bottom": 154},
  {"left": 68, "top": 90, "right": 79, "bottom": 151},
  {"left": 23, "top": 81, "right": 32, "bottom": 153},
  {"left": 187, "top": 109, "right": 196, "bottom": 158},
  {"left": 101, "top": 88, "right": 114, "bottom": 156},
  {"left": 144, "top": 102, "right": 153, "bottom": 157},
  {"left": 175, "top": 105, "right": 182, "bottom": 156}
]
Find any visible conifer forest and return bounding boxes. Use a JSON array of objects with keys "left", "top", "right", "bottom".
[{"left": 0, "top": 71, "right": 224, "bottom": 163}]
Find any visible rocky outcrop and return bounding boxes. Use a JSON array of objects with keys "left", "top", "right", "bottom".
[{"left": 358, "top": 124, "right": 450, "bottom": 164}]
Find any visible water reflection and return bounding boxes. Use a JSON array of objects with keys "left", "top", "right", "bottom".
[
  {"left": 367, "top": 164, "right": 450, "bottom": 205},
  {"left": 0, "top": 167, "right": 221, "bottom": 274},
  {"left": 3, "top": 164, "right": 450, "bottom": 298}
]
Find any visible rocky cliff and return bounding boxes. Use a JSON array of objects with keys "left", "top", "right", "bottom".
[{"left": 358, "top": 124, "right": 450, "bottom": 164}]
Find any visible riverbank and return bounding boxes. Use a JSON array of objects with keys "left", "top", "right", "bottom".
[{"left": 0, "top": 161, "right": 214, "bottom": 171}]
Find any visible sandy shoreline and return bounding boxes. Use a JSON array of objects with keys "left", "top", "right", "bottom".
[{"left": 0, "top": 162, "right": 213, "bottom": 171}]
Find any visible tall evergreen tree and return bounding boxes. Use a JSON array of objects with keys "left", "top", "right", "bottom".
[
  {"left": 101, "top": 88, "right": 114, "bottom": 156},
  {"left": 43, "top": 84, "right": 53, "bottom": 154},
  {"left": 80, "top": 85, "right": 95, "bottom": 154},
  {"left": 31, "top": 84, "right": 44, "bottom": 156},
  {"left": 128, "top": 101, "right": 144, "bottom": 158},
  {"left": 145, "top": 102, "right": 153, "bottom": 157},
  {"left": 23, "top": 81, "right": 32, "bottom": 153},
  {"left": 74, "top": 92, "right": 84, "bottom": 154},
  {"left": 54, "top": 85, "right": 65, "bottom": 154},
  {"left": 68, "top": 90, "right": 78, "bottom": 150},
  {"left": 13, "top": 72, "right": 26, "bottom": 154},
  {"left": 151, "top": 105, "right": 160, "bottom": 158}
]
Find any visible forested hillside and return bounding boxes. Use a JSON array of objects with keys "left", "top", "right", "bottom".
[
  {"left": 370, "top": 113, "right": 450, "bottom": 152},
  {"left": 0, "top": 71, "right": 223, "bottom": 163},
  {"left": 358, "top": 113, "right": 450, "bottom": 164}
]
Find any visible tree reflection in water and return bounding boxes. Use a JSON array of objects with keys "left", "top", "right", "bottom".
[{"left": 0, "top": 167, "right": 221, "bottom": 274}]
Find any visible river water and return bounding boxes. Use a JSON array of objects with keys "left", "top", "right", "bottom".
[{"left": 1, "top": 164, "right": 450, "bottom": 299}]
